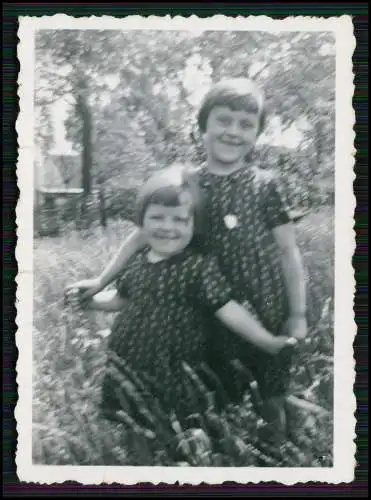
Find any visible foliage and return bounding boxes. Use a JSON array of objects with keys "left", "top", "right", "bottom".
[
  {"left": 33, "top": 209, "right": 334, "bottom": 466},
  {"left": 34, "top": 29, "right": 335, "bottom": 207}
]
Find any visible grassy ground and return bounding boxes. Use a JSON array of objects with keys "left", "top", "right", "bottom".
[{"left": 32, "top": 208, "right": 334, "bottom": 467}]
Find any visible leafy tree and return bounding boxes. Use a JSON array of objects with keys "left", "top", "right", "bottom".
[{"left": 34, "top": 29, "right": 335, "bottom": 218}]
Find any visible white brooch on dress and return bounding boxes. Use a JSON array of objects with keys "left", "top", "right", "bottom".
[{"left": 224, "top": 214, "right": 239, "bottom": 229}]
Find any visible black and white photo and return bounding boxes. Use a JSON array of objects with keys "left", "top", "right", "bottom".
[{"left": 16, "top": 14, "right": 356, "bottom": 484}]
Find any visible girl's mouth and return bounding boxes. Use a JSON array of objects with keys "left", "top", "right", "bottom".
[
  {"left": 219, "top": 140, "right": 244, "bottom": 147},
  {"left": 153, "top": 234, "right": 179, "bottom": 241}
]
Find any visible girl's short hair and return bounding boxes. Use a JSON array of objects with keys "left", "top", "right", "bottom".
[
  {"left": 135, "top": 163, "right": 205, "bottom": 235},
  {"left": 197, "top": 78, "right": 267, "bottom": 135}
]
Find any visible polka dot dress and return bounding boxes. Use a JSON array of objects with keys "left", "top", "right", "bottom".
[
  {"left": 197, "top": 162, "right": 294, "bottom": 403},
  {"left": 100, "top": 247, "right": 233, "bottom": 423}
]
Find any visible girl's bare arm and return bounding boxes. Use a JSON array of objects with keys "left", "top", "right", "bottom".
[
  {"left": 98, "top": 228, "right": 145, "bottom": 289},
  {"left": 86, "top": 290, "right": 127, "bottom": 312},
  {"left": 272, "top": 222, "right": 307, "bottom": 339},
  {"left": 215, "top": 300, "right": 294, "bottom": 355},
  {"left": 66, "top": 227, "right": 145, "bottom": 299}
]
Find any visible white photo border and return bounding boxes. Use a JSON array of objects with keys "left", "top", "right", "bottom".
[{"left": 15, "top": 13, "right": 357, "bottom": 485}]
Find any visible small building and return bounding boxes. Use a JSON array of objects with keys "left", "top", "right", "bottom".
[
  {"left": 35, "top": 150, "right": 82, "bottom": 204},
  {"left": 37, "top": 151, "right": 81, "bottom": 189},
  {"left": 34, "top": 150, "right": 86, "bottom": 235}
]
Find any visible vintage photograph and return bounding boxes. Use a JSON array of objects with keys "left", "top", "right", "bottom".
[{"left": 16, "top": 15, "right": 356, "bottom": 484}]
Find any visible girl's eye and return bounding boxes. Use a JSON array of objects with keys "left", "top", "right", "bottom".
[
  {"left": 174, "top": 217, "right": 190, "bottom": 224},
  {"left": 217, "top": 116, "right": 232, "bottom": 126},
  {"left": 240, "top": 120, "right": 252, "bottom": 130},
  {"left": 149, "top": 214, "right": 164, "bottom": 221}
]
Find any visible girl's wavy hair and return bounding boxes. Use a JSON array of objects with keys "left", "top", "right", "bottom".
[
  {"left": 135, "top": 163, "right": 205, "bottom": 237},
  {"left": 197, "top": 78, "right": 267, "bottom": 135}
]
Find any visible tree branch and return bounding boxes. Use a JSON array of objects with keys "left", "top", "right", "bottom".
[
  {"left": 39, "top": 67, "right": 75, "bottom": 85},
  {"left": 36, "top": 92, "right": 76, "bottom": 107}
]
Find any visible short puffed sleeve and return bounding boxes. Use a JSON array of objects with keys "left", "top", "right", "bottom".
[
  {"left": 189, "top": 256, "right": 234, "bottom": 313},
  {"left": 262, "top": 174, "right": 292, "bottom": 229}
]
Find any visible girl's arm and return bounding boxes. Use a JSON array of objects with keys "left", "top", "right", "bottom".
[
  {"left": 86, "top": 290, "right": 127, "bottom": 312},
  {"left": 67, "top": 227, "right": 145, "bottom": 299},
  {"left": 97, "top": 228, "right": 145, "bottom": 289},
  {"left": 272, "top": 222, "right": 307, "bottom": 339},
  {"left": 263, "top": 173, "right": 307, "bottom": 339},
  {"left": 215, "top": 300, "right": 295, "bottom": 356}
]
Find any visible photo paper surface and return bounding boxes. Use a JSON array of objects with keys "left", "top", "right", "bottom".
[{"left": 16, "top": 13, "right": 356, "bottom": 485}]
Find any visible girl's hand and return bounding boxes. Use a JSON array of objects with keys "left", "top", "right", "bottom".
[
  {"left": 283, "top": 315, "right": 308, "bottom": 340},
  {"left": 65, "top": 278, "right": 103, "bottom": 301},
  {"left": 268, "top": 336, "right": 298, "bottom": 356},
  {"left": 64, "top": 288, "right": 94, "bottom": 310}
]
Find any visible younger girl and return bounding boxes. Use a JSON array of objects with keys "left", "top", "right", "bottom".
[{"left": 85, "top": 165, "right": 295, "bottom": 425}]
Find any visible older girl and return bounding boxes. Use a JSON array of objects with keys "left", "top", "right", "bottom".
[
  {"left": 194, "top": 79, "right": 307, "bottom": 432},
  {"left": 83, "top": 165, "right": 294, "bottom": 425}
]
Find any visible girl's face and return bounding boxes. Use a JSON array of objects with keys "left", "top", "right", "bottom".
[
  {"left": 142, "top": 191, "right": 195, "bottom": 258},
  {"left": 203, "top": 106, "right": 261, "bottom": 167}
]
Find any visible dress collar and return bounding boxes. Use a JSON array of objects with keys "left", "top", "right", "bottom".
[
  {"left": 142, "top": 246, "right": 197, "bottom": 266},
  {"left": 200, "top": 164, "right": 256, "bottom": 189}
]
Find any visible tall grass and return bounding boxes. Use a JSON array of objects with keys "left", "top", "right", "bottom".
[{"left": 32, "top": 209, "right": 334, "bottom": 466}]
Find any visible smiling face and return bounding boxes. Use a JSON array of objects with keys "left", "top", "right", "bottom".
[
  {"left": 142, "top": 191, "right": 195, "bottom": 259},
  {"left": 203, "top": 106, "right": 261, "bottom": 170}
]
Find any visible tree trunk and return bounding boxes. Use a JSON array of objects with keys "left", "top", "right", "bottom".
[
  {"left": 76, "top": 92, "right": 93, "bottom": 196},
  {"left": 99, "top": 186, "right": 107, "bottom": 228}
]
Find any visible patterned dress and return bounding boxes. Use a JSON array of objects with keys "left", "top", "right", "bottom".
[
  {"left": 196, "top": 163, "right": 295, "bottom": 403},
  {"left": 100, "top": 246, "right": 234, "bottom": 424}
]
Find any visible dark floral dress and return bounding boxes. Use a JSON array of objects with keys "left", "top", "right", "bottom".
[
  {"left": 197, "top": 163, "right": 296, "bottom": 403},
  {"left": 100, "top": 246, "right": 234, "bottom": 424}
]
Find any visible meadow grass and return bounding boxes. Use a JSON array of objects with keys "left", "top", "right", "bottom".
[{"left": 32, "top": 208, "right": 334, "bottom": 466}]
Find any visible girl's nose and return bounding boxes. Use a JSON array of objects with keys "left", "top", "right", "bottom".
[
  {"left": 225, "top": 121, "right": 241, "bottom": 137},
  {"left": 161, "top": 217, "right": 175, "bottom": 231}
]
